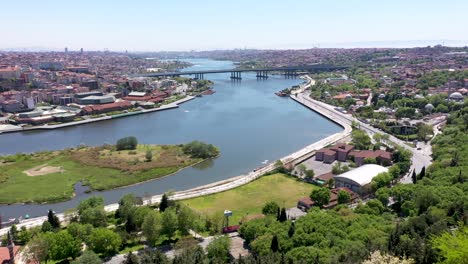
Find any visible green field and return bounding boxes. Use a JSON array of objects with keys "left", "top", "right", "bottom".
[
  {"left": 0, "top": 144, "right": 202, "bottom": 204},
  {"left": 182, "top": 173, "right": 317, "bottom": 224}
]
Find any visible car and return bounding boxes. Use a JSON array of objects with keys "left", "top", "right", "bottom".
[{"left": 417, "top": 147, "right": 422, "bottom": 150}]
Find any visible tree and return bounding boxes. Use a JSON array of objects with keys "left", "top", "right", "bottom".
[
  {"left": 72, "top": 250, "right": 101, "bottom": 264},
  {"left": 305, "top": 169, "right": 315, "bottom": 180},
  {"left": 288, "top": 223, "right": 295, "bottom": 238},
  {"left": 328, "top": 178, "right": 335, "bottom": 189},
  {"left": 45, "top": 230, "right": 81, "bottom": 261},
  {"left": 297, "top": 164, "right": 307, "bottom": 176},
  {"left": 173, "top": 245, "right": 206, "bottom": 264},
  {"left": 279, "top": 208, "right": 287, "bottom": 222},
  {"left": 41, "top": 221, "right": 53, "bottom": 233},
  {"left": 77, "top": 196, "right": 107, "bottom": 227},
  {"left": 337, "top": 190, "right": 351, "bottom": 204},
  {"left": 418, "top": 166, "right": 426, "bottom": 180},
  {"left": 411, "top": 170, "right": 417, "bottom": 184},
  {"left": 373, "top": 133, "right": 383, "bottom": 143},
  {"left": 177, "top": 205, "right": 195, "bottom": 236},
  {"left": 139, "top": 248, "right": 170, "bottom": 264},
  {"left": 364, "top": 157, "right": 378, "bottom": 164},
  {"left": 67, "top": 223, "right": 93, "bottom": 243},
  {"left": 206, "top": 236, "right": 231, "bottom": 263},
  {"left": 274, "top": 160, "right": 284, "bottom": 168},
  {"left": 182, "top": 141, "right": 219, "bottom": 159},
  {"left": 161, "top": 208, "right": 178, "bottom": 239},
  {"left": 142, "top": 211, "right": 162, "bottom": 246},
  {"left": 47, "top": 209, "right": 60, "bottom": 229},
  {"left": 371, "top": 172, "right": 392, "bottom": 192},
  {"left": 159, "top": 193, "right": 170, "bottom": 212},
  {"left": 25, "top": 234, "right": 49, "bottom": 264},
  {"left": 388, "top": 165, "right": 401, "bottom": 180},
  {"left": 270, "top": 235, "right": 279, "bottom": 252},
  {"left": 116, "top": 136, "right": 138, "bottom": 150},
  {"left": 145, "top": 150, "right": 153, "bottom": 162},
  {"left": 431, "top": 227, "right": 468, "bottom": 264},
  {"left": 122, "top": 252, "right": 139, "bottom": 264},
  {"left": 352, "top": 129, "right": 372, "bottom": 150},
  {"left": 17, "top": 226, "right": 32, "bottom": 245},
  {"left": 417, "top": 124, "right": 433, "bottom": 142},
  {"left": 310, "top": 187, "right": 331, "bottom": 208},
  {"left": 117, "top": 194, "right": 138, "bottom": 223},
  {"left": 87, "top": 228, "right": 122, "bottom": 256},
  {"left": 262, "top": 201, "right": 280, "bottom": 215}
]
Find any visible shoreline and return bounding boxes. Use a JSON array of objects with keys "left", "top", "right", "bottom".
[
  {"left": 0, "top": 96, "right": 196, "bottom": 134},
  {"left": 0, "top": 75, "right": 353, "bottom": 235}
]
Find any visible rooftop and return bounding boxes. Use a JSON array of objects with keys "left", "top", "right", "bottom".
[{"left": 334, "top": 164, "right": 388, "bottom": 186}]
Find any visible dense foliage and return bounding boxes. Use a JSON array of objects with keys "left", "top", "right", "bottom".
[
  {"left": 116, "top": 136, "right": 138, "bottom": 150},
  {"left": 182, "top": 140, "right": 220, "bottom": 159}
]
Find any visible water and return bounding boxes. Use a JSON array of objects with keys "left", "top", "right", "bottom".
[{"left": 0, "top": 59, "right": 341, "bottom": 219}]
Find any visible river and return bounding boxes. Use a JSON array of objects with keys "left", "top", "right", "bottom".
[{"left": 0, "top": 59, "right": 341, "bottom": 219}]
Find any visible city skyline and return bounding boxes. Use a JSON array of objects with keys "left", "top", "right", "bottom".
[{"left": 2, "top": 0, "right": 468, "bottom": 51}]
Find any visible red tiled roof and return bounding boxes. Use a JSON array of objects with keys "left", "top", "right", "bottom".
[
  {"left": 315, "top": 172, "right": 335, "bottom": 182},
  {"left": 0, "top": 246, "right": 20, "bottom": 263}
]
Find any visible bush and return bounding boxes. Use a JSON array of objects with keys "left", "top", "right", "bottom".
[
  {"left": 116, "top": 136, "right": 138, "bottom": 151},
  {"left": 182, "top": 141, "right": 219, "bottom": 159},
  {"left": 262, "top": 201, "right": 280, "bottom": 215}
]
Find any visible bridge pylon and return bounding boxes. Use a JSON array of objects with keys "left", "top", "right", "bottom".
[
  {"left": 256, "top": 70, "right": 268, "bottom": 79},
  {"left": 230, "top": 71, "right": 242, "bottom": 80}
]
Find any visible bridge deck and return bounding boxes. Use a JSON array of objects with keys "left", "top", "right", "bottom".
[{"left": 136, "top": 64, "right": 348, "bottom": 77}]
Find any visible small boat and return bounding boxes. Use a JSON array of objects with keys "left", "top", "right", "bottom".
[{"left": 261, "top": 159, "right": 268, "bottom": 164}]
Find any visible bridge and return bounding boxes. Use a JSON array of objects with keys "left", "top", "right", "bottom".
[{"left": 137, "top": 64, "right": 348, "bottom": 80}]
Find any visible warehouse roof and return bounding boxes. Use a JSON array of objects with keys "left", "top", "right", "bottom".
[{"left": 334, "top": 164, "right": 388, "bottom": 186}]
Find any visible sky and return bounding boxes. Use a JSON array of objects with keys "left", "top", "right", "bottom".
[{"left": 1, "top": 0, "right": 468, "bottom": 51}]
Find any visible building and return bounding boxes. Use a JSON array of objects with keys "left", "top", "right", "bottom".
[
  {"left": 1, "top": 100, "right": 22, "bottom": 113},
  {"left": 448, "top": 92, "right": 464, "bottom": 102},
  {"left": 329, "top": 143, "right": 355, "bottom": 162},
  {"left": 0, "top": 66, "right": 21, "bottom": 79},
  {"left": 334, "top": 164, "right": 388, "bottom": 194},
  {"left": 316, "top": 143, "right": 354, "bottom": 163},
  {"left": 82, "top": 100, "right": 132, "bottom": 115},
  {"left": 349, "top": 150, "right": 392, "bottom": 166},
  {"left": 0, "top": 231, "right": 20, "bottom": 264},
  {"left": 297, "top": 187, "right": 358, "bottom": 211},
  {"left": 77, "top": 95, "right": 116, "bottom": 105}
]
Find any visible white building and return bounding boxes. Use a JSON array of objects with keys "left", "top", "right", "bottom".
[{"left": 334, "top": 164, "right": 388, "bottom": 194}]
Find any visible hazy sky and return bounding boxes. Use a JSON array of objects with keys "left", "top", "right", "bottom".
[{"left": 2, "top": 0, "right": 468, "bottom": 51}]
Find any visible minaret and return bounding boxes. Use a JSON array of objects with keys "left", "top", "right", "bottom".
[{"left": 7, "top": 230, "right": 15, "bottom": 264}]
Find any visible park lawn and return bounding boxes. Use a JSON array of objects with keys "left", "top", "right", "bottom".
[
  {"left": 0, "top": 145, "right": 201, "bottom": 204},
  {"left": 182, "top": 173, "right": 317, "bottom": 224}
]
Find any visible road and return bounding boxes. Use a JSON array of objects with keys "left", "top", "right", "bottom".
[{"left": 294, "top": 89, "right": 432, "bottom": 179}]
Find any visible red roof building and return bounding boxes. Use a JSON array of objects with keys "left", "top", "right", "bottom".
[{"left": 0, "top": 246, "right": 20, "bottom": 264}]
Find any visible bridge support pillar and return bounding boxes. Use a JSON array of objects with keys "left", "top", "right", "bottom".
[
  {"left": 256, "top": 70, "right": 268, "bottom": 79},
  {"left": 230, "top": 71, "right": 242, "bottom": 80}
]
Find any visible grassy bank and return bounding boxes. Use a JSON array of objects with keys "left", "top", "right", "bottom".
[
  {"left": 0, "top": 144, "right": 207, "bottom": 204},
  {"left": 182, "top": 173, "right": 317, "bottom": 224}
]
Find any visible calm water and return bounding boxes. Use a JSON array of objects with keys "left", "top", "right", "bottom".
[{"left": 0, "top": 59, "right": 341, "bottom": 219}]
